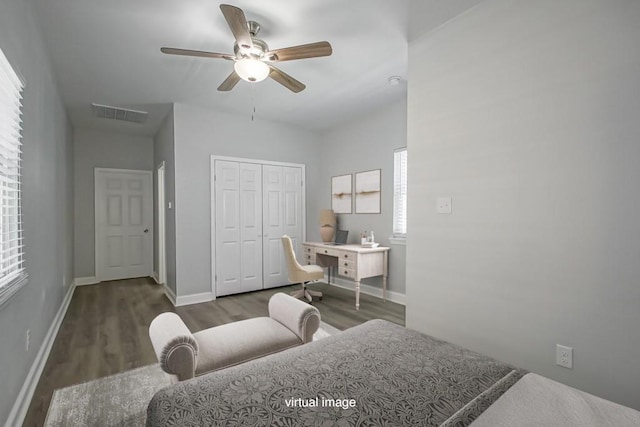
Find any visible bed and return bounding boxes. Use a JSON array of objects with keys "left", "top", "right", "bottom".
[
  {"left": 470, "top": 372, "right": 640, "bottom": 426},
  {"left": 147, "top": 319, "right": 524, "bottom": 426}
]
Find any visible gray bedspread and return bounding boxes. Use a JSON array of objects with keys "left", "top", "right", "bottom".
[
  {"left": 147, "top": 319, "right": 522, "bottom": 426},
  {"left": 470, "top": 373, "right": 640, "bottom": 426}
]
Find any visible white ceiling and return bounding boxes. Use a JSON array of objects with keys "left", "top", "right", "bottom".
[{"left": 32, "top": 0, "right": 483, "bottom": 136}]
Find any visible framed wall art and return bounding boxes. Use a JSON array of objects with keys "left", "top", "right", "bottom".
[
  {"left": 331, "top": 174, "right": 352, "bottom": 214},
  {"left": 355, "top": 169, "right": 381, "bottom": 214}
]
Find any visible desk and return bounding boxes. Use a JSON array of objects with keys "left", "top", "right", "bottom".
[{"left": 301, "top": 242, "right": 390, "bottom": 310}]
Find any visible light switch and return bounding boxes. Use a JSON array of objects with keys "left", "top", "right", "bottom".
[
  {"left": 437, "top": 197, "right": 452, "bottom": 214},
  {"left": 168, "top": 202, "right": 173, "bottom": 209}
]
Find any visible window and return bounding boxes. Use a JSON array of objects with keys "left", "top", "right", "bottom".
[
  {"left": 0, "top": 48, "right": 27, "bottom": 307},
  {"left": 393, "top": 148, "right": 407, "bottom": 238}
]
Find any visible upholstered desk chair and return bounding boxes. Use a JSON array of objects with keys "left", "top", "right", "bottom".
[{"left": 281, "top": 235, "right": 324, "bottom": 302}]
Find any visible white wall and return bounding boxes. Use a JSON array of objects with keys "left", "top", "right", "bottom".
[
  {"left": 318, "top": 100, "right": 407, "bottom": 295},
  {"left": 407, "top": 0, "right": 640, "bottom": 410},
  {"left": 172, "top": 103, "right": 322, "bottom": 297},
  {"left": 0, "top": 0, "right": 74, "bottom": 423},
  {"left": 73, "top": 128, "right": 154, "bottom": 279}
]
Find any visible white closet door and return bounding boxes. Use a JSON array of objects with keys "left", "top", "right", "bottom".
[
  {"left": 263, "top": 165, "right": 284, "bottom": 288},
  {"left": 239, "top": 163, "right": 263, "bottom": 292},
  {"left": 263, "top": 165, "right": 303, "bottom": 289},
  {"left": 283, "top": 166, "right": 303, "bottom": 249},
  {"left": 215, "top": 161, "right": 263, "bottom": 296}
]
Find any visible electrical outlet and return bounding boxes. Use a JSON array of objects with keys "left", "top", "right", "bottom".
[
  {"left": 437, "top": 197, "right": 452, "bottom": 214},
  {"left": 26, "top": 330, "right": 30, "bottom": 352},
  {"left": 556, "top": 344, "right": 573, "bottom": 369}
]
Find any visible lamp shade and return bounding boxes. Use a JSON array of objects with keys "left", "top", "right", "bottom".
[
  {"left": 319, "top": 209, "right": 336, "bottom": 227},
  {"left": 234, "top": 58, "right": 270, "bottom": 82}
]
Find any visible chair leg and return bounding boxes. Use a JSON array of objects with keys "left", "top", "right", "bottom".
[
  {"left": 290, "top": 288, "right": 305, "bottom": 299},
  {"left": 291, "top": 281, "right": 322, "bottom": 302},
  {"left": 307, "top": 289, "right": 323, "bottom": 299},
  {"left": 304, "top": 289, "right": 313, "bottom": 302}
]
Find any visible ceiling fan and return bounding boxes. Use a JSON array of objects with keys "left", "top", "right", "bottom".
[{"left": 161, "top": 4, "right": 333, "bottom": 93}]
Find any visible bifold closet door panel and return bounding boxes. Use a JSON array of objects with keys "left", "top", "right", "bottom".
[
  {"left": 214, "top": 161, "right": 263, "bottom": 296},
  {"left": 263, "top": 165, "right": 303, "bottom": 289}
]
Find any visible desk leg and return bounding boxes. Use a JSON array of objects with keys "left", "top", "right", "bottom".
[
  {"left": 355, "top": 280, "right": 360, "bottom": 310},
  {"left": 383, "top": 275, "right": 387, "bottom": 302},
  {"left": 382, "top": 250, "right": 388, "bottom": 302}
]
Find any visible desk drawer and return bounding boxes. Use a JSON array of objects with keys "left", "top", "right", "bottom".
[
  {"left": 338, "top": 259, "right": 356, "bottom": 270},
  {"left": 303, "top": 245, "right": 315, "bottom": 254},
  {"left": 304, "top": 253, "right": 316, "bottom": 264},
  {"left": 337, "top": 251, "right": 356, "bottom": 261},
  {"left": 317, "top": 247, "right": 338, "bottom": 257},
  {"left": 338, "top": 267, "right": 356, "bottom": 279}
]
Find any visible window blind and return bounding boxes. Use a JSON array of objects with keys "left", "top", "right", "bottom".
[
  {"left": 393, "top": 148, "right": 407, "bottom": 237},
  {"left": 0, "top": 48, "right": 27, "bottom": 306}
]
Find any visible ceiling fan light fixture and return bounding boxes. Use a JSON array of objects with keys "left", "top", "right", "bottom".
[
  {"left": 234, "top": 58, "right": 269, "bottom": 82},
  {"left": 162, "top": 5, "right": 332, "bottom": 92}
]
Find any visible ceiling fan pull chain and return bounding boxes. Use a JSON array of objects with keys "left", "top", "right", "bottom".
[{"left": 251, "top": 83, "right": 256, "bottom": 122}]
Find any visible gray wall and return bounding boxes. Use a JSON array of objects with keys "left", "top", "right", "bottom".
[
  {"left": 406, "top": 0, "right": 640, "bottom": 410},
  {"left": 318, "top": 100, "right": 407, "bottom": 294},
  {"left": 172, "top": 103, "right": 322, "bottom": 297},
  {"left": 73, "top": 128, "right": 154, "bottom": 278},
  {"left": 153, "top": 108, "right": 177, "bottom": 295},
  {"left": 0, "top": 0, "right": 74, "bottom": 423}
]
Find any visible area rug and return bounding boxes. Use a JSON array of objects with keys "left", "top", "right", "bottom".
[
  {"left": 313, "top": 320, "right": 341, "bottom": 340},
  {"left": 44, "top": 364, "right": 171, "bottom": 427},
  {"left": 45, "top": 321, "right": 339, "bottom": 426}
]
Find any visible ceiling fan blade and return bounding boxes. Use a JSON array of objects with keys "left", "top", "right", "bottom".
[
  {"left": 220, "top": 4, "right": 253, "bottom": 51},
  {"left": 265, "top": 41, "right": 332, "bottom": 62},
  {"left": 217, "top": 71, "right": 241, "bottom": 91},
  {"left": 161, "top": 47, "right": 235, "bottom": 61},
  {"left": 268, "top": 66, "right": 306, "bottom": 93}
]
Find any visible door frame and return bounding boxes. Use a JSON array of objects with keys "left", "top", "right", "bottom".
[
  {"left": 210, "top": 156, "right": 306, "bottom": 298},
  {"left": 157, "top": 162, "right": 167, "bottom": 284},
  {"left": 94, "top": 168, "right": 154, "bottom": 282}
]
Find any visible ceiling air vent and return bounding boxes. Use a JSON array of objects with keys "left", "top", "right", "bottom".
[{"left": 91, "top": 103, "right": 148, "bottom": 124}]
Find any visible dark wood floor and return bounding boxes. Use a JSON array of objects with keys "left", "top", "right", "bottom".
[{"left": 23, "top": 278, "right": 404, "bottom": 426}]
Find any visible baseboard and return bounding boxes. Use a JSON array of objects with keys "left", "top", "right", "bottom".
[
  {"left": 5, "top": 281, "right": 76, "bottom": 427},
  {"left": 162, "top": 283, "right": 177, "bottom": 306},
  {"left": 175, "top": 292, "right": 214, "bottom": 307},
  {"left": 152, "top": 271, "right": 160, "bottom": 284},
  {"left": 327, "top": 276, "right": 406, "bottom": 306},
  {"left": 73, "top": 276, "right": 98, "bottom": 286}
]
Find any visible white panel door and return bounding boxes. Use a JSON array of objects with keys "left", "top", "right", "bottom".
[
  {"left": 263, "top": 165, "right": 303, "bottom": 289},
  {"left": 262, "top": 165, "right": 284, "bottom": 288},
  {"left": 283, "top": 166, "right": 303, "bottom": 246},
  {"left": 239, "top": 163, "right": 263, "bottom": 292},
  {"left": 215, "top": 161, "right": 263, "bottom": 296},
  {"left": 95, "top": 169, "right": 153, "bottom": 281}
]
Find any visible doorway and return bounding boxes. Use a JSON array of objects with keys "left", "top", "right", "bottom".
[
  {"left": 157, "top": 162, "right": 167, "bottom": 284},
  {"left": 211, "top": 156, "right": 305, "bottom": 297},
  {"left": 95, "top": 168, "right": 153, "bottom": 281}
]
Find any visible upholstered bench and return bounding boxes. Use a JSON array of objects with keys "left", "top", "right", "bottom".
[{"left": 148, "top": 292, "right": 320, "bottom": 382}]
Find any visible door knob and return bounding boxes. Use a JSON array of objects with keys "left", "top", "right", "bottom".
[{"left": 144, "top": 228, "right": 149, "bottom": 233}]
